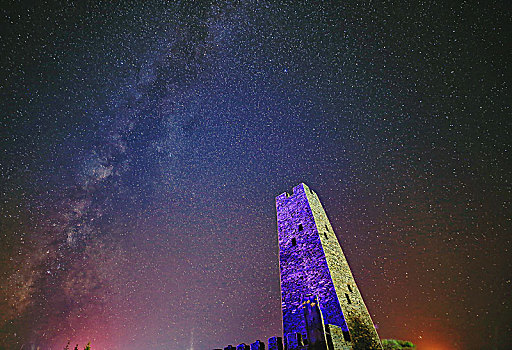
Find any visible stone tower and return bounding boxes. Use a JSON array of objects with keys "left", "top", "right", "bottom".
[{"left": 276, "top": 183, "right": 382, "bottom": 350}]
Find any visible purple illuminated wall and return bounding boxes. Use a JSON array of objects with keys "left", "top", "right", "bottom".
[
  {"left": 276, "top": 183, "right": 382, "bottom": 349},
  {"left": 276, "top": 184, "right": 349, "bottom": 337}
]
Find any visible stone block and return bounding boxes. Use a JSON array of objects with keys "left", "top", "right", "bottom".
[
  {"left": 285, "top": 332, "right": 304, "bottom": 350},
  {"left": 268, "top": 336, "right": 283, "bottom": 350}
]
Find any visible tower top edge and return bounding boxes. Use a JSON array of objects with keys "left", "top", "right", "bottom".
[{"left": 275, "top": 183, "right": 312, "bottom": 202}]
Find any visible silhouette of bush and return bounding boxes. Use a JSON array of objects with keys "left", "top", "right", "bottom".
[{"left": 382, "top": 339, "right": 415, "bottom": 349}]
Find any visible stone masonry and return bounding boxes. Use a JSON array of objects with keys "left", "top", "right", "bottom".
[
  {"left": 213, "top": 184, "right": 382, "bottom": 350},
  {"left": 276, "top": 183, "right": 382, "bottom": 350}
]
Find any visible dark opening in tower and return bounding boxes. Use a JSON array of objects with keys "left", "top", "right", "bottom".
[{"left": 343, "top": 330, "right": 351, "bottom": 342}]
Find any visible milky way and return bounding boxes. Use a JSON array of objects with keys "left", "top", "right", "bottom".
[{"left": 1, "top": 2, "right": 510, "bottom": 350}]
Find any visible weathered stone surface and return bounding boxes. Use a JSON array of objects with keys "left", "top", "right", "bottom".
[
  {"left": 285, "top": 332, "right": 305, "bottom": 350},
  {"left": 276, "top": 183, "right": 383, "bottom": 350},
  {"left": 326, "top": 324, "right": 352, "bottom": 350},
  {"left": 276, "top": 184, "right": 349, "bottom": 337},
  {"left": 268, "top": 336, "right": 283, "bottom": 350}
]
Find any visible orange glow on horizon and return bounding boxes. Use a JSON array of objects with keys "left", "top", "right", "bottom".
[
  {"left": 412, "top": 334, "right": 461, "bottom": 350},
  {"left": 415, "top": 341, "right": 451, "bottom": 350}
]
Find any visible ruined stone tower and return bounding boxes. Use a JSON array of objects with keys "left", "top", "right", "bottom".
[{"left": 276, "top": 183, "right": 382, "bottom": 350}]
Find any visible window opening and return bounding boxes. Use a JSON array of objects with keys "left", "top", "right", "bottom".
[
  {"left": 298, "top": 224, "right": 303, "bottom": 231},
  {"left": 345, "top": 293, "right": 352, "bottom": 304},
  {"left": 325, "top": 224, "right": 329, "bottom": 231},
  {"left": 292, "top": 238, "right": 297, "bottom": 246},
  {"left": 342, "top": 330, "right": 351, "bottom": 342},
  {"left": 324, "top": 232, "right": 328, "bottom": 239},
  {"left": 347, "top": 284, "right": 353, "bottom": 293}
]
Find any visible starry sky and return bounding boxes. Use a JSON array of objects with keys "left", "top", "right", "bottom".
[{"left": 0, "top": 1, "right": 510, "bottom": 350}]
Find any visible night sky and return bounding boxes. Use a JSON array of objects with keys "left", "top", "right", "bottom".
[{"left": 1, "top": 1, "right": 510, "bottom": 350}]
